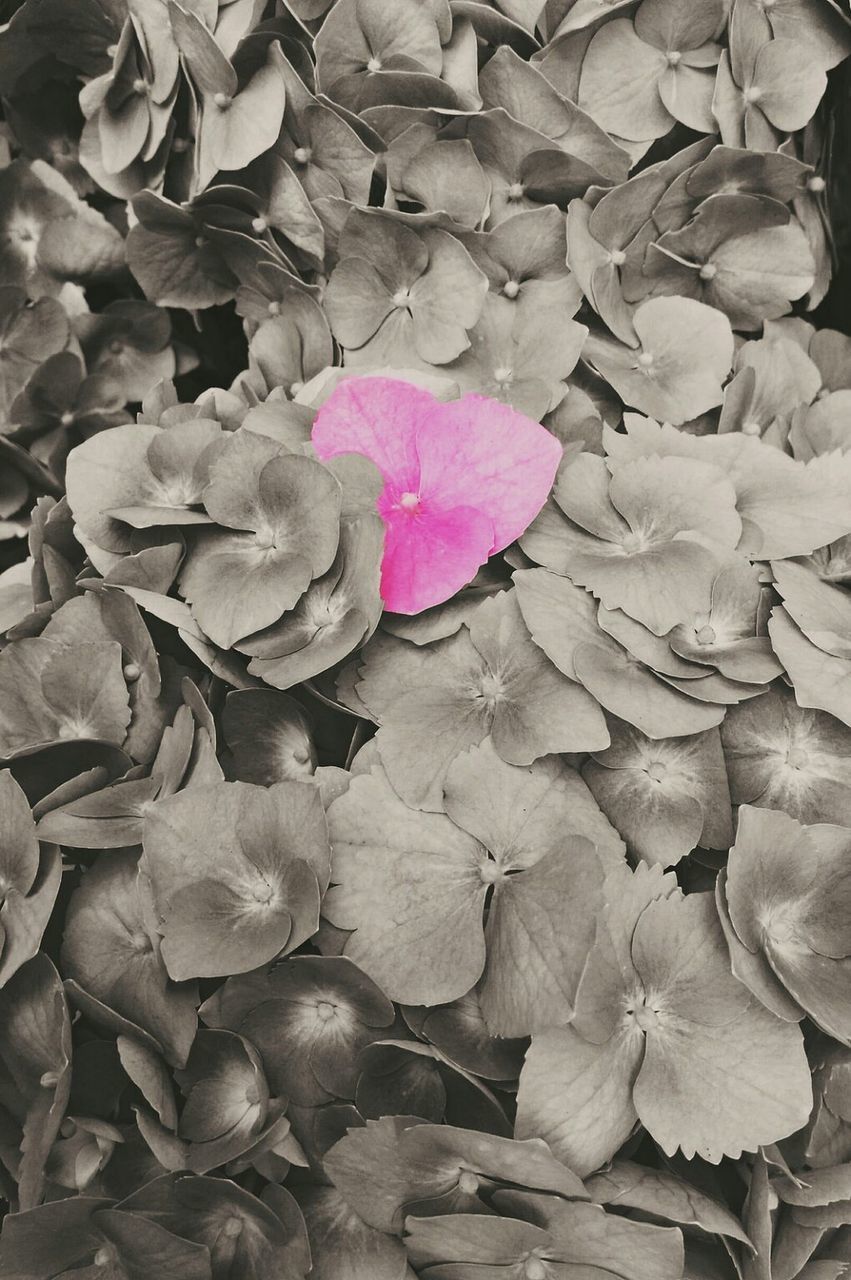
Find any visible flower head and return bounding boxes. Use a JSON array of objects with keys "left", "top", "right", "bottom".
[{"left": 311, "top": 376, "right": 562, "bottom": 613}]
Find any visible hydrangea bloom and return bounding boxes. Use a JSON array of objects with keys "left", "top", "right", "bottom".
[{"left": 311, "top": 376, "right": 563, "bottom": 614}]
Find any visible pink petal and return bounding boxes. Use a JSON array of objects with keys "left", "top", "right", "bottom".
[
  {"left": 380, "top": 500, "right": 494, "bottom": 614},
  {"left": 311, "top": 376, "right": 432, "bottom": 492},
  {"left": 416, "top": 394, "right": 563, "bottom": 552}
]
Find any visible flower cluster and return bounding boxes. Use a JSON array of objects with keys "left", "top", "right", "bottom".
[{"left": 0, "top": 1, "right": 850, "bottom": 1278}]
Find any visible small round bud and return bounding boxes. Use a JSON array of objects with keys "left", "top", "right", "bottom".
[{"left": 502, "top": 279, "right": 520, "bottom": 299}]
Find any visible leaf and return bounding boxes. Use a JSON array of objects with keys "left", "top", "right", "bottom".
[
  {"left": 142, "top": 780, "right": 327, "bottom": 980},
  {"left": 584, "top": 297, "right": 734, "bottom": 425}
]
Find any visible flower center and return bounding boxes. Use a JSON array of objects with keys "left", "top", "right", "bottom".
[
  {"left": 392, "top": 288, "right": 411, "bottom": 309},
  {"left": 695, "top": 623, "right": 716, "bottom": 645},
  {"left": 646, "top": 760, "right": 668, "bottom": 783},
  {"left": 478, "top": 671, "right": 504, "bottom": 706},
  {"left": 366, "top": 56, "right": 382, "bottom": 72},
  {"left": 316, "top": 1000, "right": 336, "bottom": 1022},
  {"left": 293, "top": 146, "right": 312, "bottom": 165},
  {"left": 785, "top": 745, "right": 809, "bottom": 771},
  {"left": 397, "top": 491, "right": 421, "bottom": 513},
  {"left": 624, "top": 990, "right": 663, "bottom": 1032},
  {"left": 620, "top": 529, "right": 650, "bottom": 553},
  {"left": 457, "top": 1170, "right": 478, "bottom": 1194}
]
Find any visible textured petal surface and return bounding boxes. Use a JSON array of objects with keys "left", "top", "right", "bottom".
[{"left": 313, "top": 377, "right": 561, "bottom": 613}]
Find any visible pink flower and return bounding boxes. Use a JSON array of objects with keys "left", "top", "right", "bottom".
[{"left": 312, "top": 376, "right": 563, "bottom": 614}]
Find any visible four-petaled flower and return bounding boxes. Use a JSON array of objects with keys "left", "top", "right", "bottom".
[{"left": 311, "top": 376, "right": 562, "bottom": 614}]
